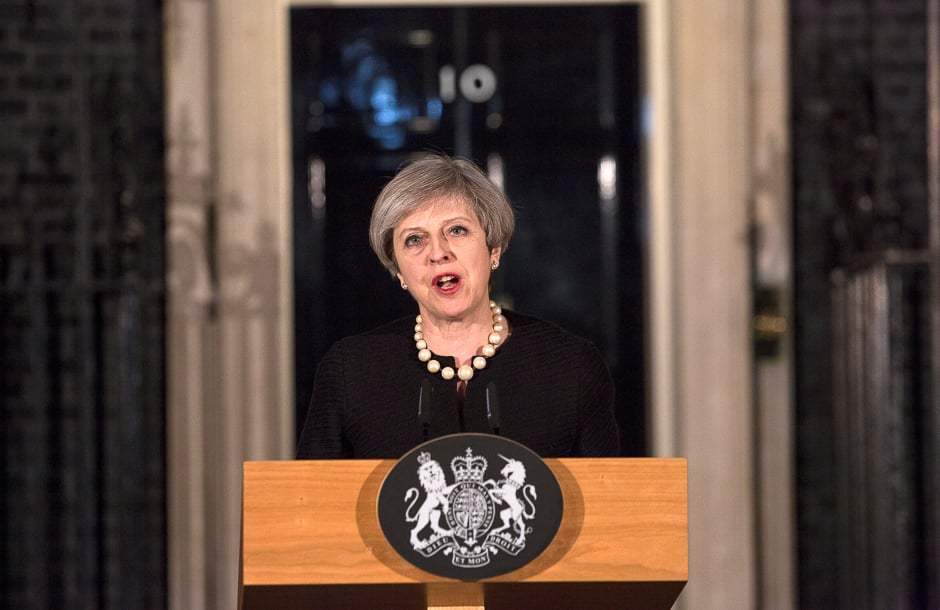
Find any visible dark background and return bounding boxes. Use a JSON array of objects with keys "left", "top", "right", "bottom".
[
  {"left": 289, "top": 5, "right": 645, "bottom": 457},
  {"left": 1, "top": 0, "right": 938, "bottom": 608},
  {"left": 0, "top": 1, "right": 167, "bottom": 608}
]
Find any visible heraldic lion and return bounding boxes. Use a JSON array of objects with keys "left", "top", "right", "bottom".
[{"left": 404, "top": 454, "right": 454, "bottom": 547}]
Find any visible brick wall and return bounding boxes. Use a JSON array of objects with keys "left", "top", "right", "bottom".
[
  {"left": 792, "top": 0, "right": 933, "bottom": 607},
  {"left": 0, "top": 1, "right": 166, "bottom": 607}
]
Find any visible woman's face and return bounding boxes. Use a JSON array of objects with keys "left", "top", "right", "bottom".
[{"left": 392, "top": 196, "right": 500, "bottom": 324}]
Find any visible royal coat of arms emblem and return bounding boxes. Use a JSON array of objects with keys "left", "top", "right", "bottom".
[{"left": 378, "top": 433, "right": 563, "bottom": 580}]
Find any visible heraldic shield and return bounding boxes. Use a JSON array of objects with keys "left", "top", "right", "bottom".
[{"left": 377, "top": 433, "right": 564, "bottom": 580}]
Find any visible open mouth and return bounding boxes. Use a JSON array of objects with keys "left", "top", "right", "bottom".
[{"left": 433, "top": 273, "right": 461, "bottom": 294}]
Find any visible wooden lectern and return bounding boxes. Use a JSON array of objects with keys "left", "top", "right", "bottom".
[{"left": 239, "top": 458, "right": 687, "bottom": 610}]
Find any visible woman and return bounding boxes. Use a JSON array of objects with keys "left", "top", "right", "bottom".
[{"left": 297, "top": 154, "right": 620, "bottom": 459}]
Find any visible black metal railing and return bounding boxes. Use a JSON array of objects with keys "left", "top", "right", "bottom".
[{"left": 830, "top": 251, "right": 937, "bottom": 609}]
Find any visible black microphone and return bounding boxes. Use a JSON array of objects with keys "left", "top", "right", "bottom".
[
  {"left": 485, "top": 381, "right": 501, "bottom": 436},
  {"left": 418, "top": 378, "right": 432, "bottom": 441}
]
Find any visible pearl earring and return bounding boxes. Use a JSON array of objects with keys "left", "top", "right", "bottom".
[
  {"left": 400, "top": 280, "right": 408, "bottom": 290},
  {"left": 491, "top": 261, "right": 499, "bottom": 271}
]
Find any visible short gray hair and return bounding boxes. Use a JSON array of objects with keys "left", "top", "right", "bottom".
[{"left": 369, "top": 154, "right": 515, "bottom": 275}]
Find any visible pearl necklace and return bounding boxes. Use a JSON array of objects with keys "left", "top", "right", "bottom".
[{"left": 414, "top": 301, "right": 506, "bottom": 381}]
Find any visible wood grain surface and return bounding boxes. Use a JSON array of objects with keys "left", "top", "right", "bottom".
[{"left": 240, "top": 458, "right": 687, "bottom": 609}]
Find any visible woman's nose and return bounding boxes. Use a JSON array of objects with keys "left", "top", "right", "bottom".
[{"left": 428, "top": 233, "right": 452, "bottom": 263}]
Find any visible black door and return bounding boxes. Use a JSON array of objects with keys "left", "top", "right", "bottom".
[{"left": 290, "top": 5, "right": 646, "bottom": 455}]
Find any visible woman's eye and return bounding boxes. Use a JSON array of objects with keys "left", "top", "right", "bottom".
[
  {"left": 448, "top": 225, "right": 468, "bottom": 236},
  {"left": 404, "top": 234, "right": 422, "bottom": 247}
]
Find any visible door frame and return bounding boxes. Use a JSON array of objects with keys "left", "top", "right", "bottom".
[{"left": 164, "top": 1, "right": 793, "bottom": 608}]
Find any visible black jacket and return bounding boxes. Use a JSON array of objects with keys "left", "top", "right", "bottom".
[{"left": 297, "top": 310, "right": 620, "bottom": 459}]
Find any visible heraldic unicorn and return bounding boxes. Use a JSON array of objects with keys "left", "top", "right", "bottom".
[{"left": 403, "top": 447, "right": 539, "bottom": 568}]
